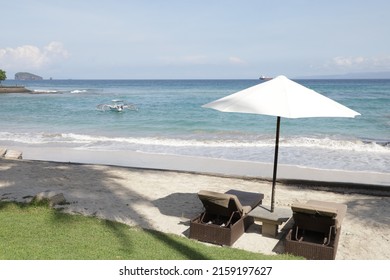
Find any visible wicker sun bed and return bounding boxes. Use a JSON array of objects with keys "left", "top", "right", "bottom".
[
  {"left": 285, "top": 200, "right": 347, "bottom": 259},
  {"left": 189, "top": 189, "right": 264, "bottom": 246}
]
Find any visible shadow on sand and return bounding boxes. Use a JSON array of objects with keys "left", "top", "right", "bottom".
[{"left": 1, "top": 158, "right": 389, "bottom": 259}]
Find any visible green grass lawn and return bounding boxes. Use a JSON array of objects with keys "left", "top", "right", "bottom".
[{"left": 0, "top": 201, "right": 299, "bottom": 260}]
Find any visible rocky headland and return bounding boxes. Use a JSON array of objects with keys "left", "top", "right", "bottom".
[{"left": 0, "top": 86, "right": 32, "bottom": 93}]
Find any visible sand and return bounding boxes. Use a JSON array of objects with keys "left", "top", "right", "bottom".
[{"left": 0, "top": 157, "right": 389, "bottom": 260}]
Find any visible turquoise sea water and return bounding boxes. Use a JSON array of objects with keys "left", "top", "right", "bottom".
[{"left": 1, "top": 79, "right": 389, "bottom": 173}]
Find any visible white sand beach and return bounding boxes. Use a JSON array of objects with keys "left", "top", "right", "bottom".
[{"left": 0, "top": 152, "right": 389, "bottom": 260}]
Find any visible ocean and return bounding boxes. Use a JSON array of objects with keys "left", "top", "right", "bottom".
[{"left": 1, "top": 79, "right": 389, "bottom": 174}]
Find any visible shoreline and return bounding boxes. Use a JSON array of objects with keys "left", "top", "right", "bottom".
[{"left": 8, "top": 145, "right": 390, "bottom": 192}]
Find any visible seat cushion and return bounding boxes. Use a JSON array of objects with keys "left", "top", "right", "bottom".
[
  {"left": 197, "top": 189, "right": 264, "bottom": 216},
  {"left": 291, "top": 200, "right": 347, "bottom": 229},
  {"left": 225, "top": 189, "right": 264, "bottom": 212}
]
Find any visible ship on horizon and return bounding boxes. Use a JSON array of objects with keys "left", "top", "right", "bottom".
[{"left": 259, "top": 75, "right": 273, "bottom": 81}]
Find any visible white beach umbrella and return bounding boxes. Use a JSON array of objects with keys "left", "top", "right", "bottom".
[{"left": 202, "top": 75, "right": 360, "bottom": 212}]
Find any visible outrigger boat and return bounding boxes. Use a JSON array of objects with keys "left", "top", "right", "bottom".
[{"left": 97, "top": 100, "right": 137, "bottom": 112}]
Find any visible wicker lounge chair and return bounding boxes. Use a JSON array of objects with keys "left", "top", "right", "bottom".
[
  {"left": 285, "top": 200, "right": 347, "bottom": 259},
  {"left": 189, "top": 189, "right": 264, "bottom": 246}
]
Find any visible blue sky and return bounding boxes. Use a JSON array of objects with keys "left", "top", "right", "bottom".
[{"left": 1, "top": 0, "right": 390, "bottom": 79}]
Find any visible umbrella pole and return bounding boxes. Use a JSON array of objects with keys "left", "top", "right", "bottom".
[{"left": 271, "top": 116, "right": 281, "bottom": 212}]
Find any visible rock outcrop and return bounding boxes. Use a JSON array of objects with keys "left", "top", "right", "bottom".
[
  {"left": 0, "top": 86, "right": 32, "bottom": 93},
  {"left": 15, "top": 72, "right": 43, "bottom": 80}
]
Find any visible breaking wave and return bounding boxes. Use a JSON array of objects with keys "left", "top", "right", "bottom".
[{"left": 0, "top": 131, "right": 388, "bottom": 151}]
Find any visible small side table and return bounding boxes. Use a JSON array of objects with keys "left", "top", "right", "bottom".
[{"left": 248, "top": 206, "right": 292, "bottom": 237}]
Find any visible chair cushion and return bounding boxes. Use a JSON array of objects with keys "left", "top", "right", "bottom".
[
  {"left": 197, "top": 189, "right": 263, "bottom": 216},
  {"left": 291, "top": 203, "right": 338, "bottom": 217},
  {"left": 225, "top": 189, "right": 264, "bottom": 212},
  {"left": 198, "top": 190, "right": 240, "bottom": 208},
  {"left": 291, "top": 200, "right": 347, "bottom": 228}
]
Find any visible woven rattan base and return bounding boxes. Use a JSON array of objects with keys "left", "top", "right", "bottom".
[
  {"left": 284, "top": 227, "right": 341, "bottom": 260},
  {"left": 189, "top": 212, "right": 253, "bottom": 246}
]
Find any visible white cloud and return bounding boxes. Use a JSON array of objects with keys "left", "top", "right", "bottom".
[
  {"left": 327, "top": 55, "right": 390, "bottom": 71},
  {"left": 331, "top": 56, "right": 366, "bottom": 67},
  {"left": 44, "top": 42, "right": 69, "bottom": 59},
  {"left": 0, "top": 42, "right": 69, "bottom": 70}
]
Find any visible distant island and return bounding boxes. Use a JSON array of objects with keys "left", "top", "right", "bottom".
[{"left": 15, "top": 72, "right": 43, "bottom": 81}]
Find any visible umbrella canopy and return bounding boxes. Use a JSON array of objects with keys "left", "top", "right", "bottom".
[
  {"left": 203, "top": 75, "right": 359, "bottom": 118},
  {"left": 202, "top": 75, "right": 360, "bottom": 212}
]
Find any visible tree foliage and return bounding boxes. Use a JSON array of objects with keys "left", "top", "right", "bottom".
[{"left": 0, "top": 69, "right": 6, "bottom": 84}]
